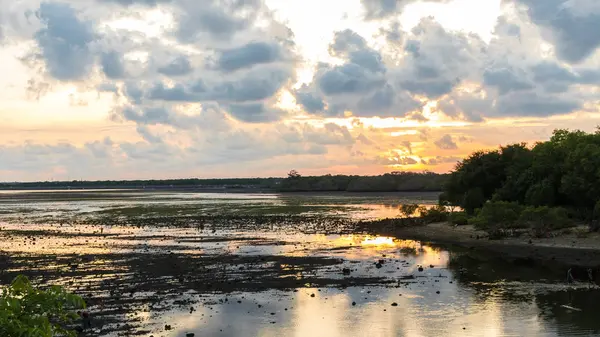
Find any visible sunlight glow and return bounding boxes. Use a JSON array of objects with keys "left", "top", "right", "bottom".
[{"left": 361, "top": 236, "right": 396, "bottom": 247}]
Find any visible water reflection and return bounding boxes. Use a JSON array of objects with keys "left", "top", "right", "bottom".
[
  {"left": 164, "top": 285, "right": 580, "bottom": 337},
  {"left": 2, "top": 191, "right": 600, "bottom": 336}
]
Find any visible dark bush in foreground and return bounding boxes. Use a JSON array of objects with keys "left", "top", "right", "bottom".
[
  {"left": 448, "top": 211, "right": 469, "bottom": 226},
  {"left": 400, "top": 204, "right": 419, "bottom": 218},
  {"left": 418, "top": 206, "right": 448, "bottom": 224},
  {"left": 519, "top": 206, "right": 572, "bottom": 238},
  {"left": 467, "top": 201, "right": 575, "bottom": 238},
  {"left": 469, "top": 201, "right": 524, "bottom": 231}
]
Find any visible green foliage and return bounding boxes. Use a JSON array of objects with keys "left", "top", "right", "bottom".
[
  {"left": 594, "top": 201, "right": 600, "bottom": 220},
  {"left": 0, "top": 275, "right": 86, "bottom": 337},
  {"left": 448, "top": 211, "right": 469, "bottom": 226},
  {"left": 467, "top": 201, "right": 574, "bottom": 238},
  {"left": 469, "top": 201, "right": 524, "bottom": 231},
  {"left": 518, "top": 206, "right": 572, "bottom": 238},
  {"left": 443, "top": 129, "right": 600, "bottom": 220},
  {"left": 418, "top": 206, "right": 448, "bottom": 224},
  {"left": 462, "top": 188, "right": 485, "bottom": 215},
  {"left": 399, "top": 204, "right": 419, "bottom": 217}
]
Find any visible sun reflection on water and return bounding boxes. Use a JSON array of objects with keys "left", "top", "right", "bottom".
[{"left": 361, "top": 236, "right": 396, "bottom": 247}]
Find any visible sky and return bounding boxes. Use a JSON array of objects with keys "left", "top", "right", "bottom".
[{"left": 1, "top": 0, "right": 599, "bottom": 181}]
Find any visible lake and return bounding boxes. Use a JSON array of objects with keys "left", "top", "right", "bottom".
[{"left": 0, "top": 190, "right": 598, "bottom": 337}]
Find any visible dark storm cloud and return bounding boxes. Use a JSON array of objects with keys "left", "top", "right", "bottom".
[{"left": 34, "top": 2, "right": 96, "bottom": 81}]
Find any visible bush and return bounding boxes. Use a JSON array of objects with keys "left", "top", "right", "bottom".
[
  {"left": 469, "top": 201, "right": 524, "bottom": 231},
  {"left": 462, "top": 188, "right": 485, "bottom": 215},
  {"left": 449, "top": 211, "right": 469, "bottom": 226},
  {"left": 418, "top": 206, "right": 448, "bottom": 224},
  {"left": 399, "top": 204, "right": 419, "bottom": 217},
  {"left": 594, "top": 200, "right": 600, "bottom": 220},
  {"left": 519, "top": 206, "right": 573, "bottom": 237},
  {"left": 0, "top": 275, "right": 86, "bottom": 337}
]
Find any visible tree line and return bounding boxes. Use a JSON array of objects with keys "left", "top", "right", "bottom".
[
  {"left": 0, "top": 178, "right": 281, "bottom": 190},
  {"left": 441, "top": 129, "right": 600, "bottom": 236},
  {"left": 1, "top": 172, "right": 449, "bottom": 192},
  {"left": 278, "top": 171, "right": 448, "bottom": 192}
]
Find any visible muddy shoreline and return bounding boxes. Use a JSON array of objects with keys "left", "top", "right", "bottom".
[{"left": 385, "top": 223, "right": 600, "bottom": 269}]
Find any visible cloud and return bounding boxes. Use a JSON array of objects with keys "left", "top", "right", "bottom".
[
  {"left": 360, "top": 0, "right": 449, "bottom": 20},
  {"left": 436, "top": 8, "right": 600, "bottom": 121},
  {"left": 34, "top": 2, "right": 96, "bottom": 81},
  {"left": 227, "top": 102, "right": 286, "bottom": 123},
  {"left": 420, "top": 155, "right": 461, "bottom": 166},
  {"left": 136, "top": 125, "right": 163, "bottom": 144},
  {"left": 100, "top": 51, "right": 126, "bottom": 79},
  {"left": 293, "top": 28, "right": 423, "bottom": 118},
  {"left": 395, "top": 18, "right": 486, "bottom": 99},
  {"left": 174, "top": 0, "right": 262, "bottom": 42},
  {"left": 513, "top": 0, "right": 600, "bottom": 64},
  {"left": 434, "top": 134, "right": 458, "bottom": 150},
  {"left": 157, "top": 56, "right": 193, "bottom": 76},
  {"left": 215, "top": 41, "right": 285, "bottom": 72},
  {"left": 483, "top": 66, "right": 533, "bottom": 95},
  {"left": 373, "top": 154, "right": 418, "bottom": 166}
]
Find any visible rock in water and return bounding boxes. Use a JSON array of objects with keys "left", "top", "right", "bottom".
[{"left": 186, "top": 333, "right": 195, "bottom": 337}]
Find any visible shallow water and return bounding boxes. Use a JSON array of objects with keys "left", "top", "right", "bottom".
[{"left": 1, "top": 190, "right": 599, "bottom": 337}]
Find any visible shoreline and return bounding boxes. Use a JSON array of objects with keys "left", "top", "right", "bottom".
[{"left": 388, "top": 223, "right": 600, "bottom": 268}]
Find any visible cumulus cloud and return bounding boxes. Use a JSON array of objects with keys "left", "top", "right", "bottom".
[
  {"left": 373, "top": 153, "right": 418, "bottom": 166},
  {"left": 361, "top": 0, "right": 449, "bottom": 20},
  {"left": 293, "top": 28, "right": 423, "bottom": 118},
  {"left": 420, "top": 155, "right": 461, "bottom": 166},
  {"left": 513, "top": 0, "right": 600, "bottom": 64},
  {"left": 434, "top": 134, "right": 458, "bottom": 150},
  {"left": 34, "top": 2, "right": 96, "bottom": 81},
  {"left": 3, "top": 0, "right": 600, "bottom": 179},
  {"left": 214, "top": 41, "right": 286, "bottom": 72},
  {"left": 157, "top": 56, "right": 193, "bottom": 77}
]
